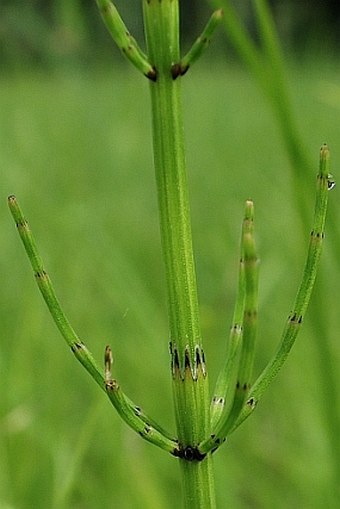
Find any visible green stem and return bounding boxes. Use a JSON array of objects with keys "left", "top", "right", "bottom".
[
  {"left": 95, "top": 0, "right": 156, "bottom": 80},
  {"left": 143, "top": 1, "right": 215, "bottom": 506},
  {"left": 230, "top": 145, "right": 333, "bottom": 432},
  {"left": 201, "top": 201, "right": 259, "bottom": 454},
  {"left": 7, "top": 195, "right": 178, "bottom": 455}
]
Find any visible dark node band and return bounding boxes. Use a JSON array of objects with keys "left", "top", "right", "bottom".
[{"left": 173, "top": 444, "right": 207, "bottom": 462}]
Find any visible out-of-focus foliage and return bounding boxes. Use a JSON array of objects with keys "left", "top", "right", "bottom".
[
  {"left": 1, "top": 1, "right": 340, "bottom": 508},
  {"left": 0, "top": 0, "right": 211, "bottom": 69},
  {"left": 1, "top": 61, "right": 340, "bottom": 508},
  {"left": 1, "top": 0, "right": 340, "bottom": 69}
]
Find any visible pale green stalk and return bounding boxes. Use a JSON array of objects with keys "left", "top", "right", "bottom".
[
  {"left": 198, "top": 145, "right": 333, "bottom": 456},
  {"left": 212, "top": 3, "right": 338, "bottom": 475},
  {"left": 8, "top": 1, "right": 334, "bottom": 507},
  {"left": 210, "top": 243, "right": 245, "bottom": 431},
  {"left": 200, "top": 200, "right": 259, "bottom": 454},
  {"left": 176, "top": 9, "right": 223, "bottom": 77},
  {"left": 142, "top": 1, "right": 215, "bottom": 506},
  {"left": 7, "top": 195, "right": 178, "bottom": 456},
  {"left": 230, "top": 145, "right": 334, "bottom": 432},
  {"left": 9, "top": 1, "right": 223, "bottom": 505},
  {"left": 95, "top": 0, "right": 156, "bottom": 80}
]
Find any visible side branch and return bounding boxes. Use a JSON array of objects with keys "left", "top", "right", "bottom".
[
  {"left": 8, "top": 195, "right": 104, "bottom": 389},
  {"left": 95, "top": 0, "right": 157, "bottom": 80},
  {"left": 172, "top": 9, "right": 223, "bottom": 79},
  {"left": 104, "top": 346, "right": 179, "bottom": 454},
  {"left": 8, "top": 195, "right": 177, "bottom": 453},
  {"left": 229, "top": 144, "right": 334, "bottom": 433},
  {"left": 200, "top": 200, "right": 259, "bottom": 454}
]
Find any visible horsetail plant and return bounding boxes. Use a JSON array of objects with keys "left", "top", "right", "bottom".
[{"left": 8, "top": 1, "right": 334, "bottom": 508}]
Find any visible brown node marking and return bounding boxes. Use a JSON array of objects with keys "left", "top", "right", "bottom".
[
  {"left": 146, "top": 67, "right": 157, "bottom": 82},
  {"left": 17, "top": 219, "right": 28, "bottom": 229},
  {"left": 289, "top": 312, "right": 303, "bottom": 324},
  {"left": 71, "top": 341, "right": 83, "bottom": 353},
  {"left": 171, "top": 63, "right": 181, "bottom": 80},
  {"left": 311, "top": 230, "right": 325, "bottom": 239},
  {"left": 34, "top": 270, "right": 48, "bottom": 281},
  {"left": 173, "top": 346, "right": 180, "bottom": 369},
  {"left": 195, "top": 346, "right": 201, "bottom": 366},
  {"left": 289, "top": 312, "right": 297, "bottom": 322},
  {"left": 105, "top": 379, "right": 118, "bottom": 392},
  {"left": 179, "top": 65, "right": 189, "bottom": 77},
  {"left": 137, "top": 426, "right": 152, "bottom": 438},
  {"left": 170, "top": 343, "right": 207, "bottom": 380},
  {"left": 327, "top": 179, "right": 335, "bottom": 190},
  {"left": 184, "top": 347, "right": 191, "bottom": 370},
  {"left": 170, "top": 342, "right": 181, "bottom": 378},
  {"left": 195, "top": 345, "right": 207, "bottom": 378},
  {"left": 211, "top": 436, "right": 226, "bottom": 454},
  {"left": 171, "top": 63, "right": 189, "bottom": 80},
  {"left": 212, "top": 396, "right": 223, "bottom": 405},
  {"left": 172, "top": 445, "right": 207, "bottom": 462},
  {"left": 144, "top": 424, "right": 152, "bottom": 434},
  {"left": 105, "top": 380, "right": 114, "bottom": 391}
]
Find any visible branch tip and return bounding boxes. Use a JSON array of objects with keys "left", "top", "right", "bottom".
[{"left": 104, "top": 345, "right": 113, "bottom": 382}]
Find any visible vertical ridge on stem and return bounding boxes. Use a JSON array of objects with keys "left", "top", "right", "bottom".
[{"left": 143, "top": 1, "right": 216, "bottom": 506}]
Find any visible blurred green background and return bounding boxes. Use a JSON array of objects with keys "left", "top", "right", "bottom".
[{"left": 1, "top": 1, "right": 340, "bottom": 508}]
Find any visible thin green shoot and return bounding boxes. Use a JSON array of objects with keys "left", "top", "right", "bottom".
[
  {"left": 199, "top": 144, "right": 333, "bottom": 454},
  {"left": 201, "top": 200, "right": 260, "bottom": 454},
  {"left": 95, "top": 0, "right": 156, "bottom": 81},
  {"left": 7, "top": 195, "right": 178, "bottom": 455},
  {"left": 174, "top": 9, "right": 224, "bottom": 78},
  {"left": 230, "top": 144, "right": 334, "bottom": 433}
]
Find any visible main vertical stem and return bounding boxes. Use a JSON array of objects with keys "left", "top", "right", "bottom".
[{"left": 143, "top": 1, "right": 215, "bottom": 507}]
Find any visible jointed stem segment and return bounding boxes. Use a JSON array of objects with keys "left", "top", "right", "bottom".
[
  {"left": 7, "top": 195, "right": 178, "bottom": 455},
  {"left": 172, "top": 9, "right": 223, "bottom": 78},
  {"left": 7, "top": 195, "right": 105, "bottom": 389},
  {"left": 201, "top": 200, "right": 259, "bottom": 454},
  {"left": 200, "top": 144, "right": 333, "bottom": 451},
  {"left": 225, "top": 201, "right": 258, "bottom": 429},
  {"left": 8, "top": 0, "right": 333, "bottom": 506},
  {"left": 8, "top": 138, "right": 332, "bottom": 466},
  {"left": 95, "top": 0, "right": 156, "bottom": 80},
  {"left": 230, "top": 144, "right": 333, "bottom": 432},
  {"left": 104, "top": 346, "right": 177, "bottom": 453}
]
